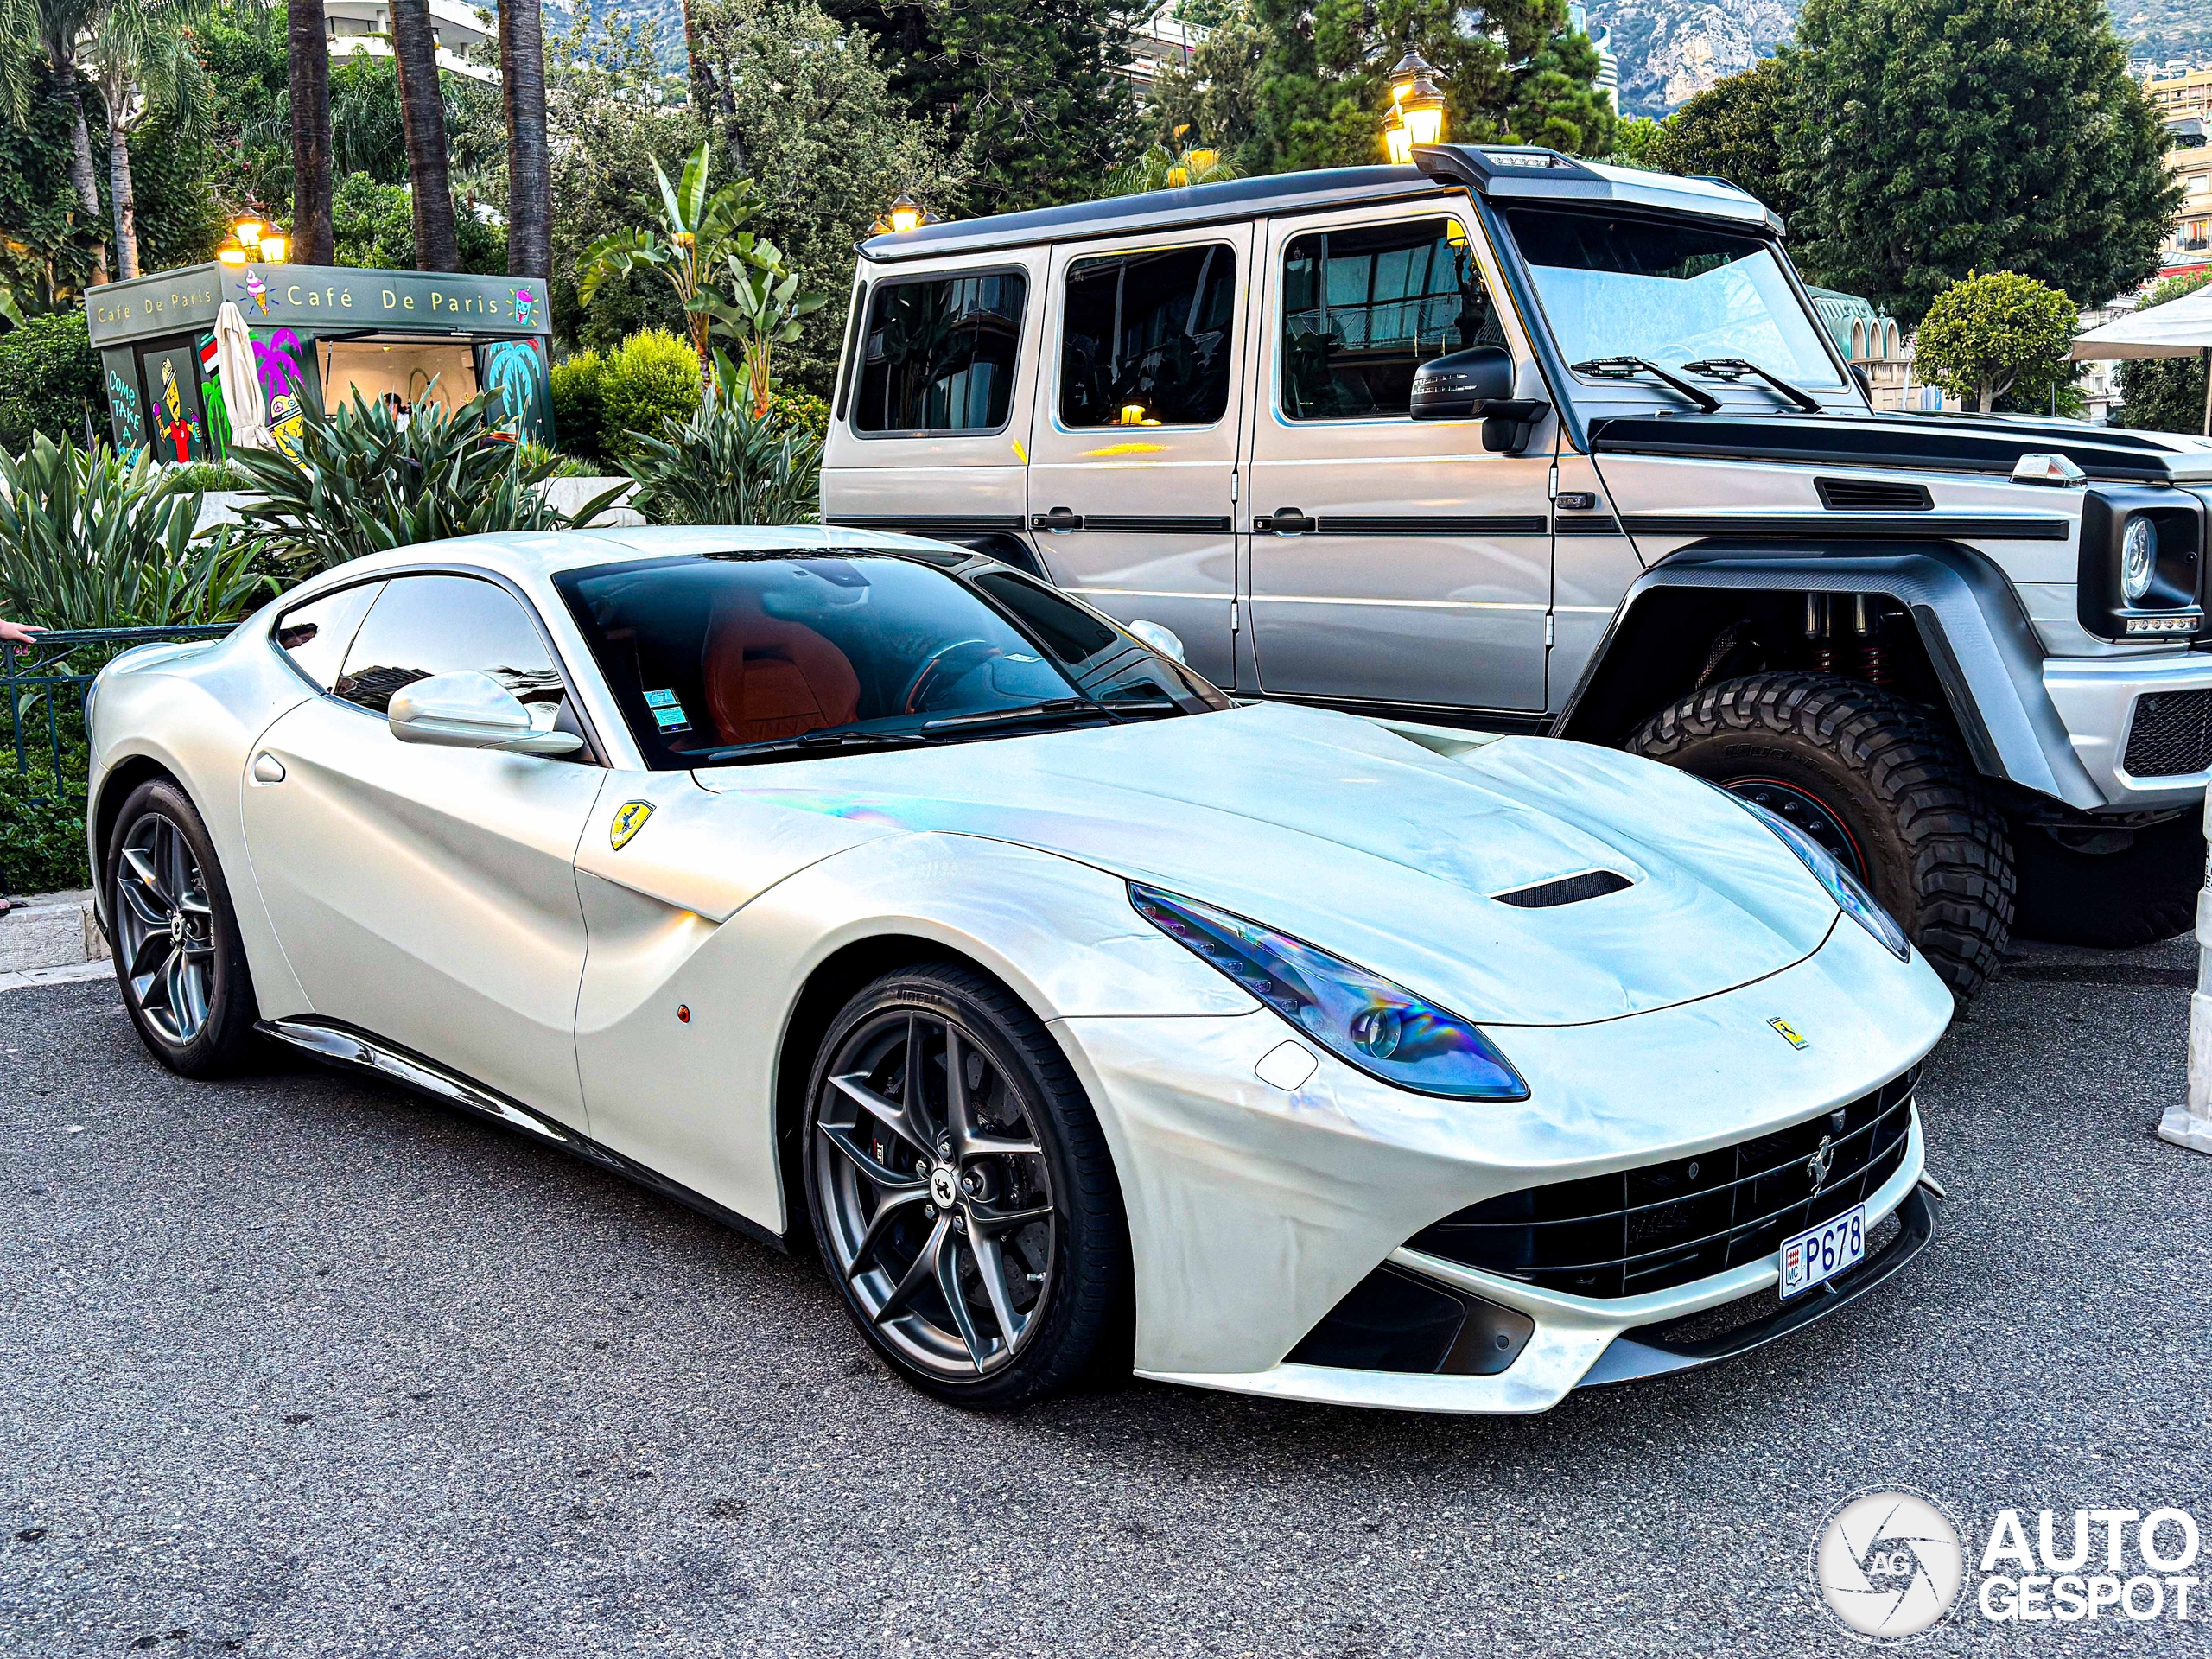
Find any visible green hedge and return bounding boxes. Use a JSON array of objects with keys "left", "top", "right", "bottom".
[
  {"left": 596, "top": 329, "right": 702, "bottom": 461},
  {"left": 0, "top": 313, "right": 103, "bottom": 454},
  {"left": 0, "top": 755, "right": 90, "bottom": 895}
]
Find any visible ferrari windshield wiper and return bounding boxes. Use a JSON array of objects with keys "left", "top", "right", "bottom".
[
  {"left": 1569, "top": 356, "right": 1722, "bottom": 414},
  {"left": 1681, "top": 357, "right": 1822, "bottom": 413},
  {"left": 919, "top": 697, "right": 1131, "bottom": 735},
  {"left": 694, "top": 728, "right": 932, "bottom": 766}
]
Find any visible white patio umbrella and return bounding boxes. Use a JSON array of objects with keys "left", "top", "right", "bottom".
[
  {"left": 2072, "top": 286, "right": 2212, "bottom": 434},
  {"left": 212, "top": 301, "right": 270, "bottom": 451}
]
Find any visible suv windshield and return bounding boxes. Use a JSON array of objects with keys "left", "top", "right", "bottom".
[
  {"left": 1506, "top": 207, "right": 1845, "bottom": 393},
  {"left": 554, "top": 552, "right": 1228, "bottom": 768}
]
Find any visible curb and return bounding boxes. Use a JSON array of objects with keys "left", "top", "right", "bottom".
[{"left": 0, "top": 889, "right": 105, "bottom": 977}]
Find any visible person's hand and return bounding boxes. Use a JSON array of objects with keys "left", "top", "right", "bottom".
[{"left": 0, "top": 618, "right": 44, "bottom": 646}]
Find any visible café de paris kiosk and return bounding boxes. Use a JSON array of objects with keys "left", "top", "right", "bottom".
[{"left": 86, "top": 260, "right": 556, "bottom": 460}]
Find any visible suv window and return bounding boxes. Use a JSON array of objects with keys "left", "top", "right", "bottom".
[
  {"left": 1280, "top": 218, "right": 1504, "bottom": 420},
  {"left": 274, "top": 581, "right": 385, "bottom": 691},
  {"left": 335, "top": 574, "right": 567, "bottom": 716},
  {"left": 1059, "top": 244, "right": 1236, "bottom": 428},
  {"left": 854, "top": 271, "right": 1027, "bottom": 435}
]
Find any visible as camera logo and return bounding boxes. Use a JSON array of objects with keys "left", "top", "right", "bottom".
[{"left": 1813, "top": 1489, "right": 1967, "bottom": 1639}]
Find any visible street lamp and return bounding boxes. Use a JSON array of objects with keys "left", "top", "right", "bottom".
[
  {"left": 1399, "top": 74, "right": 1447, "bottom": 148},
  {"left": 1383, "top": 49, "right": 1447, "bottom": 163},
  {"left": 887, "top": 193, "right": 923, "bottom": 234},
  {"left": 232, "top": 218, "right": 264, "bottom": 251},
  {"left": 258, "top": 234, "right": 288, "bottom": 264}
]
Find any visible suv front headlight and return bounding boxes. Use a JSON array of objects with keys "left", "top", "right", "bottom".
[
  {"left": 1129, "top": 883, "right": 1529, "bottom": 1100},
  {"left": 2080, "top": 487, "right": 2205, "bottom": 640}
]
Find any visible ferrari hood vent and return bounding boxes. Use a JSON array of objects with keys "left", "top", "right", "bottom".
[{"left": 1491, "top": 868, "right": 1635, "bottom": 909}]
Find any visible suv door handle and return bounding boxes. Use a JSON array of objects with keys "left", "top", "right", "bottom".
[
  {"left": 1031, "top": 506, "right": 1084, "bottom": 533},
  {"left": 1255, "top": 508, "right": 1317, "bottom": 536}
]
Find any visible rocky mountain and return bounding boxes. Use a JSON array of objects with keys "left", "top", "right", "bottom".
[{"left": 1590, "top": 0, "right": 2212, "bottom": 118}]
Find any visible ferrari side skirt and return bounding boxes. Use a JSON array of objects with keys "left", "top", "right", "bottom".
[{"left": 255, "top": 1016, "right": 790, "bottom": 1254}]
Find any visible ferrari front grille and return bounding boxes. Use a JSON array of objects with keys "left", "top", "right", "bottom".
[
  {"left": 2123, "top": 689, "right": 2212, "bottom": 778},
  {"left": 1406, "top": 1066, "right": 1917, "bottom": 1299}
]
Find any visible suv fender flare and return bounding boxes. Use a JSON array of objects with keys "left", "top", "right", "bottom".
[{"left": 1554, "top": 540, "right": 2105, "bottom": 810}]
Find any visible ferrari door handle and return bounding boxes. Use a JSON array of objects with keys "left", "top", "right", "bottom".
[
  {"left": 1032, "top": 506, "right": 1084, "bottom": 532},
  {"left": 251, "top": 752, "right": 286, "bottom": 784},
  {"left": 1255, "top": 507, "right": 1317, "bottom": 536}
]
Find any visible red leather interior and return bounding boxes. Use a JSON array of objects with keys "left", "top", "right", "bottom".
[{"left": 701, "top": 599, "right": 861, "bottom": 745}]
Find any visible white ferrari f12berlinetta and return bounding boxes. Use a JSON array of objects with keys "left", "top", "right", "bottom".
[{"left": 86, "top": 527, "right": 1952, "bottom": 1412}]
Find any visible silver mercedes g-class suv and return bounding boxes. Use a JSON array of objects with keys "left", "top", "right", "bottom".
[{"left": 822, "top": 143, "right": 2212, "bottom": 999}]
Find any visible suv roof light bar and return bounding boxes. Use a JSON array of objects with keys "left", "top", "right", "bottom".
[{"left": 1412, "top": 143, "right": 1783, "bottom": 236}]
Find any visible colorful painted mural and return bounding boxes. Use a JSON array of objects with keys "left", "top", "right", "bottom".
[
  {"left": 480, "top": 337, "right": 548, "bottom": 430},
  {"left": 105, "top": 367, "right": 143, "bottom": 448},
  {"left": 195, "top": 334, "right": 232, "bottom": 454}
]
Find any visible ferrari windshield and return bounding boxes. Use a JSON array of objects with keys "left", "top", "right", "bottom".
[
  {"left": 1506, "top": 207, "right": 1846, "bottom": 392},
  {"left": 554, "top": 552, "right": 1226, "bottom": 769}
]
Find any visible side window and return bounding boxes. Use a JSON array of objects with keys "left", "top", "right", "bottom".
[
  {"left": 1059, "top": 244, "right": 1236, "bottom": 428},
  {"left": 1280, "top": 218, "right": 1506, "bottom": 421},
  {"left": 274, "top": 581, "right": 385, "bottom": 692},
  {"left": 853, "top": 270, "right": 1027, "bottom": 435},
  {"left": 334, "top": 575, "right": 565, "bottom": 716}
]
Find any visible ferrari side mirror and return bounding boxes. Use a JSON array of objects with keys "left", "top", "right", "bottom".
[{"left": 387, "top": 670, "right": 583, "bottom": 755}]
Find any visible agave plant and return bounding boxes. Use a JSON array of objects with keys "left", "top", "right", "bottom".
[
  {"left": 226, "top": 389, "right": 627, "bottom": 577},
  {"left": 0, "top": 433, "right": 269, "bottom": 631},
  {"left": 622, "top": 386, "right": 822, "bottom": 527}
]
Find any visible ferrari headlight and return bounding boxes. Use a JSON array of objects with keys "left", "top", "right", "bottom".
[
  {"left": 1128, "top": 882, "right": 1529, "bottom": 1100},
  {"left": 1741, "top": 801, "right": 1910, "bottom": 961},
  {"left": 2123, "top": 517, "right": 2157, "bottom": 601}
]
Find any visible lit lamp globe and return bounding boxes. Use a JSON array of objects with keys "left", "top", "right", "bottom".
[
  {"left": 232, "top": 219, "right": 264, "bottom": 251},
  {"left": 1383, "top": 111, "right": 1413, "bottom": 167},
  {"left": 1399, "top": 75, "right": 1447, "bottom": 149},
  {"left": 217, "top": 246, "right": 247, "bottom": 266},
  {"left": 258, "top": 234, "right": 287, "bottom": 264},
  {"left": 887, "top": 194, "right": 923, "bottom": 234}
]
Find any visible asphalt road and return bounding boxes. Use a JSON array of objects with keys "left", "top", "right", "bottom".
[{"left": 3, "top": 938, "right": 2209, "bottom": 1657}]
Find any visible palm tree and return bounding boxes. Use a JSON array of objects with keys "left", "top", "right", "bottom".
[
  {"left": 389, "top": 0, "right": 457, "bottom": 270},
  {"left": 86, "top": 0, "right": 209, "bottom": 279},
  {"left": 0, "top": 0, "right": 115, "bottom": 286},
  {"left": 498, "top": 0, "right": 548, "bottom": 279},
  {"left": 287, "top": 0, "right": 332, "bottom": 264}
]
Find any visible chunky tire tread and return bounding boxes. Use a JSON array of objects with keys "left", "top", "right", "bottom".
[
  {"left": 805, "top": 962, "right": 1131, "bottom": 1411},
  {"left": 1624, "top": 671, "right": 2015, "bottom": 1001}
]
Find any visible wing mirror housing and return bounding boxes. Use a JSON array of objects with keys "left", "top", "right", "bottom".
[
  {"left": 1128, "top": 619, "right": 1186, "bottom": 663},
  {"left": 387, "top": 670, "right": 583, "bottom": 755},
  {"left": 1410, "top": 345, "right": 1549, "bottom": 454}
]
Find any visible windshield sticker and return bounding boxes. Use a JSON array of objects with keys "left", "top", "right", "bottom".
[{"left": 644, "top": 688, "right": 691, "bottom": 734}]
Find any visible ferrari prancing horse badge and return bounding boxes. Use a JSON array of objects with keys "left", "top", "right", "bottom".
[{"left": 610, "top": 800, "right": 654, "bottom": 850}]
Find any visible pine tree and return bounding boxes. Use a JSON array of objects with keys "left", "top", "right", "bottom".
[
  {"left": 823, "top": 1, "right": 1135, "bottom": 213},
  {"left": 1783, "top": 0, "right": 2177, "bottom": 324}
]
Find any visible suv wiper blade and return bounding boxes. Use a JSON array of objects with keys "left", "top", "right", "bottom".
[
  {"left": 1570, "top": 356, "right": 1722, "bottom": 414},
  {"left": 695, "top": 728, "right": 932, "bottom": 766},
  {"left": 1681, "top": 356, "right": 1822, "bottom": 413},
  {"left": 919, "top": 696, "right": 1128, "bottom": 735}
]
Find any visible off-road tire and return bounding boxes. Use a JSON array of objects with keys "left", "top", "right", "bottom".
[
  {"left": 803, "top": 963, "right": 1131, "bottom": 1410},
  {"left": 105, "top": 778, "right": 262, "bottom": 1077},
  {"left": 2010, "top": 811, "right": 2203, "bottom": 948},
  {"left": 1624, "top": 671, "right": 2015, "bottom": 1001}
]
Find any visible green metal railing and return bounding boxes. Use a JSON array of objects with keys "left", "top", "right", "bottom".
[{"left": 3, "top": 626, "right": 236, "bottom": 804}]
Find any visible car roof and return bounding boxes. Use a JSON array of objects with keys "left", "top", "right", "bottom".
[
  {"left": 857, "top": 145, "right": 1780, "bottom": 266},
  {"left": 313, "top": 525, "right": 976, "bottom": 586}
]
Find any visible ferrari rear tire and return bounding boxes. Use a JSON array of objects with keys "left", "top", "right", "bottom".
[
  {"left": 105, "top": 779, "right": 261, "bottom": 1077},
  {"left": 804, "top": 963, "right": 1130, "bottom": 1410},
  {"left": 1624, "top": 671, "right": 2016, "bottom": 1002}
]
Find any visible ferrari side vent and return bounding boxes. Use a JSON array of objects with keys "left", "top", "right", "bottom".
[
  {"left": 1815, "top": 477, "right": 1931, "bottom": 512},
  {"left": 1492, "top": 868, "right": 1633, "bottom": 909}
]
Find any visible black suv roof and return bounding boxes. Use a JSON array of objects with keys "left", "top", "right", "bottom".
[{"left": 856, "top": 145, "right": 1781, "bottom": 265}]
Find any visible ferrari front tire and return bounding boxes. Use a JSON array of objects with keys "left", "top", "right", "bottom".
[
  {"left": 804, "top": 963, "right": 1130, "bottom": 1410},
  {"left": 1624, "top": 671, "right": 2016, "bottom": 1001},
  {"left": 105, "top": 779, "right": 261, "bottom": 1077}
]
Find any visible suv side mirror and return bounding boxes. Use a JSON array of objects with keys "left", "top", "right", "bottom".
[
  {"left": 1410, "top": 345, "right": 1549, "bottom": 454},
  {"left": 388, "top": 670, "right": 583, "bottom": 755},
  {"left": 1128, "top": 619, "right": 1185, "bottom": 663}
]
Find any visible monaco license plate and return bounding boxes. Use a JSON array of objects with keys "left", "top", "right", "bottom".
[{"left": 1780, "top": 1205, "right": 1866, "bottom": 1299}]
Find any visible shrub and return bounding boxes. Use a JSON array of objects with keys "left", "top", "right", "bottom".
[
  {"left": 1912, "top": 271, "right": 2078, "bottom": 414},
  {"left": 158, "top": 459, "right": 254, "bottom": 494},
  {"left": 2115, "top": 270, "right": 2212, "bottom": 432},
  {"left": 226, "top": 389, "right": 626, "bottom": 577},
  {"left": 0, "top": 435, "right": 270, "bottom": 630},
  {"left": 625, "top": 385, "right": 822, "bottom": 526},
  {"left": 767, "top": 388, "right": 830, "bottom": 442},
  {"left": 597, "top": 328, "right": 702, "bottom": 460},
  {"left": 0, "top": 759, "right": 90, "bottom": 895},
  {"left": 548, "top": 347, "right": 607, "bottom": 463},
  {"left": 0, "top": 312, "right": 103, "bottom": 454}
]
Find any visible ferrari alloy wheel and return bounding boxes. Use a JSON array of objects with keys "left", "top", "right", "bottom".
[
  {"left": 106, "top": 779, "right": 259, "bottom": 1077},
  {"left": 805, "top": 964, "right": 1129, "bottom": 1409}
]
